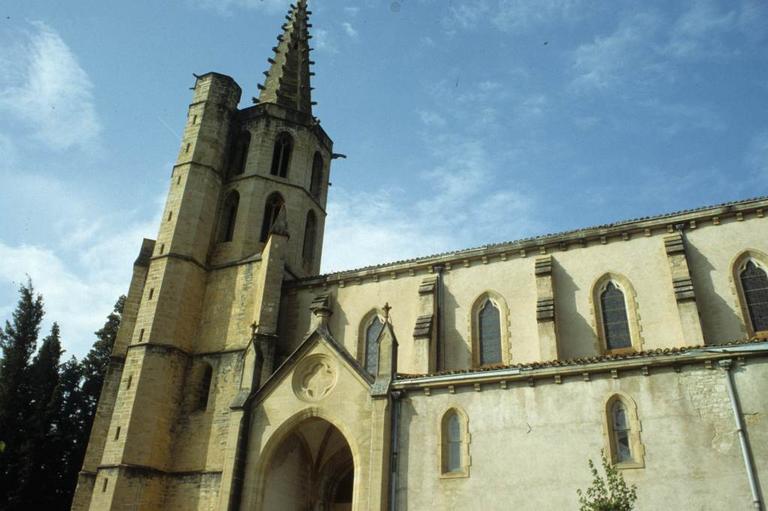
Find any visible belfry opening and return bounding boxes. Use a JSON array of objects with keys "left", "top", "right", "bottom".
[{"left": 262, "top": 418, "right": 354, "bottom": 511}]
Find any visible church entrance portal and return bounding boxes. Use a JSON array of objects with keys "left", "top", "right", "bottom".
[{"left": 262, "top": 418, "right": 354, "bottom": 511}]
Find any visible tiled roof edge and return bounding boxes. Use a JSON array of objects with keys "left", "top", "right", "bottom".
[
  {"left": 297, "top": 195, "right": 768, "bottom": 284},
  {"left": 394, "top": 338, "right": 767, "bottom": 380}
]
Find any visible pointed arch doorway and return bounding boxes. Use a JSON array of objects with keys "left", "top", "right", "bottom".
[{"left": 262, "top": 418, "right": 355, "bottom": 511}]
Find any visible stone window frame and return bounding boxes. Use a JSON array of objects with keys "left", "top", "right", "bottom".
[
  {"left": 730, "top": 250, "right": 768, "bottom": 339},
  {"left": 591, "top": 273, "right": 643, "bottom": 355},
  {"left": 357, "top": 309, "right": 385, "bottom": 374},
  {"left": 469, "top": 291, "right": 512, "bottom": 368},
  {"left": 439, "top": 407, "right": 471, "bottom": 479},
  {"left": 602, "top": 393, "right": 645, "bottom": 469}
]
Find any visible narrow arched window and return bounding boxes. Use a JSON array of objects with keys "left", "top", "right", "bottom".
[
  {"left": 601, "top": 282, "right": 632, "bottom": 350},
  {"left": 364, "top": 316, "right": 384, "bottom": 375},
  {"left": 441, "top": 409, "right": 469, "bottom": 477},
  {"left": 260, "top": 192, "right": 285, "bottom": 242},
  {"left": 611, "top": 400, "right": 632, "bottom": 462},
  {"left": 446, "top": 412, "right": 462, "bottom": 472},
  {"left": 198, "top": 364, "right": 213, "bottom": 411},
  {"left": 302, "top": 211, "right": 317, "bottom": 267},
  {"left": 310, "top": 152, "right": 323, "bottom": 198},
  {"left": 230, "top": 131, "right": 250, "bottom": 176},
  {"left": 740, "top": 261, "right": 768, "bottom": 333},
  {"left": 270, "top": 132, "right": 293, "bottom": 178},
  {"left": 218, "top": 191, "right": 239, "bottom": 242},
  {"left": 478, "top": 300, "right": 501, "bottom": 365}
]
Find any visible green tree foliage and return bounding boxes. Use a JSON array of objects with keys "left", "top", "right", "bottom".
[
  {"left": 0, "top": 280, "right": 45, "bottom": 508},
  {"left": 0, "top": 282, "right": 124, "bottom": 510},
  {"left": 577, "top": 452, "right": 638, "bottom": 511}
]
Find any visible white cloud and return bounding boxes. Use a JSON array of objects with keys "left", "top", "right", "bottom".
[
  {"left": 342, "top": 21, "right": 358, "bottom": 38},
  {"left": 571, "top": 13, "right": 665, "bottom": 91},
  {"left": 493, "top": 0, "right": 586, "bottom": 32},
  {"left": 746, "top": 131, "right": 768, "bottom": 178},
  {"left": 0, "top": 22, "right": 101, "bottom": 151},
  {"left": 0, "top": 216, "right": 154, "bottom": 357},
  {"left": 313, "top": 28, "right": 339, "bottom": 54},
  {"left": 189, "top": 0, "right": 290, "bottom": 15},
  {"left": 418, "top": 110, "right": 447, "bottom": 127},
  {"left": 322, "top": 136, "right": 540, "bottom": 273}
]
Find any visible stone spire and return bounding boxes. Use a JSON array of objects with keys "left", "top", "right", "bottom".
[{"left": 257, "top": 0, "right": 315, "bottom": 115}]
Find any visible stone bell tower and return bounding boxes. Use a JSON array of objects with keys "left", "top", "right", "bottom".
[{"left": 72, "top": 1, "right": 334, "bottom": 509}]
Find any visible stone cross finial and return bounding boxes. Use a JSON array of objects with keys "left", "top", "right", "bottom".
[{"left": 383, "top": 302, "right": 392, "bottom": 321}]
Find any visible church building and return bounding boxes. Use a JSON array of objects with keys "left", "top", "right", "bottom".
[{"left": 73, "top": 1, "right": 768, "bottom": 509}]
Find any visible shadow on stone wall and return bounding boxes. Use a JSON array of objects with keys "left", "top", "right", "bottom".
[
  {"left": 685, "top": 241, "right": 745, "bottom": 344},
  {"left": 553, "top": 261, "right": 599, "bottom": 359}
]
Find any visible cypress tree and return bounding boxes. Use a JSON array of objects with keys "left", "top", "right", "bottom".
[
  {"left": 11, "top": 324, "right": 64, "bottom": 509},
  {"left": 0, "top": 280, "right": 45, "bottom": 508}
]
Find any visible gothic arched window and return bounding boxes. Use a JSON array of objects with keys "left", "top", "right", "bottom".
[
  {"left": 302, "top": 210, "right": 317, "bottom": 267},
  {"left": 218, "top": 191, "right": 239, "bottom": 242},
  {"left": 611, "top": 400, "right": 631, "bottom": 462},
  {"left": 440, "top": 408, "right": 469, "bottom": 477},
  {"left": 310, "top": 152, "right": 323, "bottom": 198},
  {"left": 260, "top": 192, "right": 285, "bottom": 242},
  {"left": 478, "top": 300, "right": 501, "bottom": 366},
  {"left": 270, "top": 132, "right": 293, "bottom": 178},
  {"left": 605, "top": 394, "right": 644, "bottom": 468},
  {"left": 230, "top": 131, "right": 250, "bottom": 176},
  {"left": 740, "top": 260, "right": 768, "bottom": 334},
  {"left": 364, "top": 316, "right": 384, "bottom": 376},
  {"left": 600, "top": 282, "right": 632, "bottom": 351}
]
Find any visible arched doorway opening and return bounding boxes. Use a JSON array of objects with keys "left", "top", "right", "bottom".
[{"left": 262, "top": 418, "right": 354, "bottom": 511}]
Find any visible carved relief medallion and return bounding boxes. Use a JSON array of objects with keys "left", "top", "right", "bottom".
[{"left": 293, "top": 355, "right": 337, "bottom": 402}]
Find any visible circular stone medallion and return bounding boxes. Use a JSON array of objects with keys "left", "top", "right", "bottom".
[{"left": 292, "top": 355, "right": 338, "bottom": 402}]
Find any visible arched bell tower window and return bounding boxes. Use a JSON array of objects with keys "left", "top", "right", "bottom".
[
  {"left": 310, "top": 152, "right": 323, "bottom": 199},
  {"left": 230, "top": 131, "right": 250, "bottom": 176},
  {"left": 362, "top": 314, "right": 384, "bottom": 376},
  {"left": 302, "top": 210, "right": 317, "bottom": 268},
  {"left": 270, "top": 132, "right": 293, "bottom": 178},
  {"left": 260, "top": 192, "right": 285, "bottom": 242},
  {"left": 218, "top": 191, "right": 239, "bottom": 242},
  {"left": 197, "top": 363, "right": 213, "bottom": 412}
]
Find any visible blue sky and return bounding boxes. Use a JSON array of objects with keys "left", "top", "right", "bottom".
[{"left": 1, "top": 0, "right": 767, "bottom": 358}]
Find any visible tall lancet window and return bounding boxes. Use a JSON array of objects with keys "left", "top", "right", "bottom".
[
  {"left": 441, "top": 408, "right": 469, "bottom": 477},
  {"left": 478, "top": 300, "right": 501, "bottom": 365},
  {"left": 260, "top": 192, "right": 285, "bottom": 242},
  {"left": 302, "top": 211, "right": 317, "bottom": 267},
  {"left": 230, "top": 131, "right": 250, "bottom": 176},
  {"left": 611, "top": 400, "right": 632, "bottom": 463},
  {"left": 218, "top": 191, "right": 239, "bottom": 242},
  {"left": 740, "top": 261, "right": 768, "bottom": 333},
  {"left": 270, "top": 132, "right": 293, "bottom": 178},
  {"left": 364, "top": 316, "right": 384, "bottom": 376},
  {"left": 600, "top": 283, "right": 632, "bottom": 350},
  {"left": 310, "top": 152, "right": 323, "bottom": 199}
]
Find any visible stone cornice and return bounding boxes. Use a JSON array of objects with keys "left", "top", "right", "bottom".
[{"left": 392, "top": 341, "right": 767, "bottom": 393}]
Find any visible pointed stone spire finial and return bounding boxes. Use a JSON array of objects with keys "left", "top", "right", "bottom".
[{"left": 258, "top": 0, "right": 314, "bottom": 116}]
